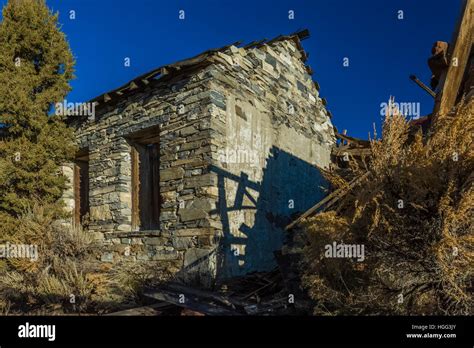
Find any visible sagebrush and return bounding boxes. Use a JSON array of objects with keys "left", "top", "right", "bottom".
[{"left": 301, "top": 100, "right": 473, "bottom": 315}]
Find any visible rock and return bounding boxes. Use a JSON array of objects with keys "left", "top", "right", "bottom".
[
  {"left": 161, "top": 167, "right": 185, "bottom": 181},
  {"left": 144, "top": 237, "right": 165, "bottom": 246},
  {"left": 117, "top": 224, "right": 131, "bottom": 232},
  {"left": 184, "top": 248, "right": 212, "bottom": 267},
  {"left": 101, "top": 252, "right": 114, "bottom": 262},
  {"left": 151, "top": 250, "right": 179, "bottom": 261},
  {"left": 178, "top": 207, "right": 207, "bottom": 222},
  {"left": 184, "top": 174, "right": 217, "bottom": 188},
  {"left": 209, "top": 91, "right": 226, "bottom": 110},
  {"left": 121, "top": 238, "right": 132, "bottom": 244},
  {"left": 172, "top": 237, "right": 195, "bottom": 250},
  {"left": 180, "top": 125, "right": 198, "bottom": 136},
  {"left": 90, "top": 232, "right": 105, "bottom": 241},
  {"left": 137, "top": 254, "right": 150, "bottom": 261}
]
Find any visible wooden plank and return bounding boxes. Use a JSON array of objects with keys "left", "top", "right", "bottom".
[
  {"left": 79, "top": 160, "right": 90, "bottom": 219},
  {"left": 335, "top": 132, "right": 370, "bottom": 146},
  {"left": 144, "top": 289, "right": 241, "bottom": 316},
  {"left": 137, "top": 144, "right": 152, "bottom": 229},
  {"left": 105, "top": 302, "right": 172, "bottom": 316},
  {"left": 285, "top": 172, "right": 370, "bottom": 231},
  {"left": 151, "top": 143, "right": 161, "bottom": 229},
  {"left": 164, "top": 283, "right": 246, "bottom": 308},
  {"left": 409, "top": 75, "right": 437, "bottom": 98},
  {"left": 243, "top": 299, "right": 288, "bottom": 315},
  {"left": 434, "top": 0, "right": 473, "bottom": 116},
  {"left": 241, "top": 281, "right": 274, "bottom": 300},
  {"left": 105, "top": 230, "right": 161, "bottom": 239},
  {"left": 131, "top": 146, "right": 140, "bottom": 230},
  {"left": 333, "top": 147, "right": 372, "bottom": 157}
]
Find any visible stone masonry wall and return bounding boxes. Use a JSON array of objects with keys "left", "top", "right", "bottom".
[
  {"left": 205, "top": 39, "right": 334, "bottom": 278},
  {"left": 68, "top": 66, "right": 223, "bottom": 287}
]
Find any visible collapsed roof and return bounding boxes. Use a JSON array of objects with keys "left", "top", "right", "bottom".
[{"left": 87, "top": 29, "right": 312, "bottom": 109}]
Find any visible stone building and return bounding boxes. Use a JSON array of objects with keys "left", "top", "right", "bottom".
[{"left": 64, "top": 29, "right": 335, "bottom": 287}]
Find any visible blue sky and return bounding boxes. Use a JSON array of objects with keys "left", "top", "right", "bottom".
[{"left": 1, "top": 0, "right": 462, "bottom": 138}]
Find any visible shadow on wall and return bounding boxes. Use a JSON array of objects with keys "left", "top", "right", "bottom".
[{"left": 210, "top": 146, "right": 328, "bottom": 281}]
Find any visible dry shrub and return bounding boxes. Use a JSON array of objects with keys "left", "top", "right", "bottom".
[
  {"left": 301, "top": 100, "right": 473, "bottom": 315},
  {"left": 0, "top": 200, "right": 177, "bottom": 314},
  {"left": 0, "top": 201, "right": 114, "bottom": 314},
  {"left": 108, "top": 260, "right": 177, "bottom": 305}
]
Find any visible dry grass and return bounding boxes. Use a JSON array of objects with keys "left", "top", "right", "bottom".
[
  {"left": 300, "top": 100, "right": 473, "bottom": 315},
  {"left": 0, "top": 201, "right": 173, "bottom": 315},
  {"left": 107, "top": 260, "right": 176, "bottom": 305},
  {"left": 0, "top": 201, "right": 110, "bottom": 314}
]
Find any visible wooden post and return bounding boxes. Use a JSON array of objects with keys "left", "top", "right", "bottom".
[
  {"left": 73, "top": 164, "right": 81, "bottom": 226},
  {"left": 151, "top": 144, "right": 161, "bottom": 229},
  {"left": 433, "top": 0, "right": 473, "bottom": 118},
  {"left": 131, "top": 146, "right": 140, "bottom": 230}
]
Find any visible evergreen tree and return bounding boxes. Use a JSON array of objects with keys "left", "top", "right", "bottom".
[{"left": 0, "top": 0, "right": 76, "bottom": 232}]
